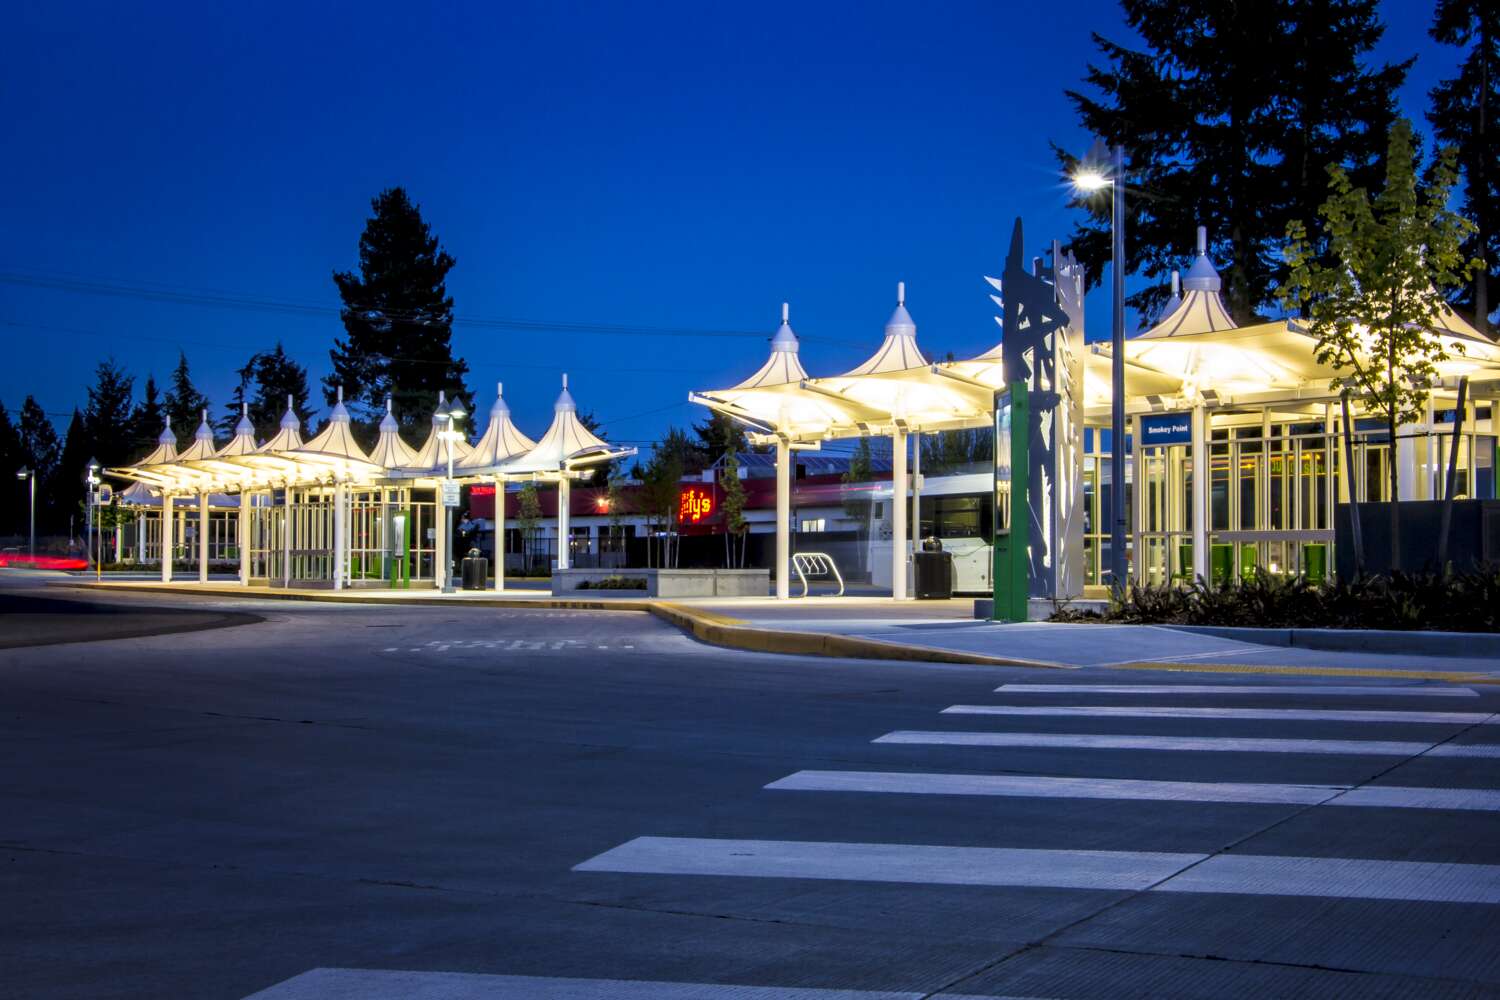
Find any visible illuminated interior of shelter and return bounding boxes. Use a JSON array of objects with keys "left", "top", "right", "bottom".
[
  {"left": 110, "top": 378, "right": 633, "bottom": 590},
  {"left": 690, "top": 229, "right": 1500, "bottom": 598}
]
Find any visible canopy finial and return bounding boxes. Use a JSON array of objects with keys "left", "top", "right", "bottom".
[
  {"left": 496, "top": 381, "right": 503, "bottom": 398},
  {"left": 337, "top": 385, "right": 344, "bottom": 403},
  {"left": 897, "top": 281, "right": 905, "bottom": 305},
  {"left": 1171, "top": 270, "right": 1181, "bottom": 295},
  {"left": 286, "top": 394, "right": 292, "bottom": 410},
  {"left": 1196, "top": 225, "right": 1207, "bottom": 255},
  {"left": 781, "top": 301, "right": 789, "bottom": 323},
  {"left": 242, "top": 401, "right": 249, "bottom": 417},
  {"left": 386, "top": 396, "right": 392, "bottom": 414},
  {"left": 562, "top": 372, "right": 569, "bottom": 389}
]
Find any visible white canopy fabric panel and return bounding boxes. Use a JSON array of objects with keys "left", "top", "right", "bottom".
[
  {"left": 368, "top": 398, "right": 419, "bottom": 469},
  {"left": 503, "top": 375, "right": 635, "bottom": 475},
  {"left": 257, "top": 398, "right": 305, "bottom": 453},
  {"left": 457, "top": 383, "right": 536, "bottom": 473},
  {"left": 408, "top": 391, "right": 474, "bottom": 471}
]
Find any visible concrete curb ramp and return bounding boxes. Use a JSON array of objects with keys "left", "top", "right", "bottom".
[{"left": 57, "top": 582, "right": 1061, "bottom": 670}]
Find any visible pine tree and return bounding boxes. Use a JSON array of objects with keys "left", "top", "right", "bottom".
[
  {"left": 1059, "top": 0, "right": 1409, "bottom": 322},
  {"left": 49, "top": 410, "right": 90, "bottom": 536},
  {"left": 164, "top": 351, "right": 210, "bottom": 437},
  {"left": 1280, "top": 118, "right": 1478, "bottom": 568},
  {"left": 1428, "top": 0, "right": 1497, "bottom": 335},
  {"left": 328, "top": 187, "right": 471, "bottom": 435},
  {"left": 129, "top": 375, "right": 166, "bottom": 458},
  {"left": 0, "top": 401, "right": 22, "bottom": 535},
  {"left": 83, "top": 358, "right": 135, "bottom": 471},
  {"left": 221, "top": 343, "right": 312, "bottom": 440}
]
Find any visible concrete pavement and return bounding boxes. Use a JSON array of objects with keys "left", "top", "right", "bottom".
[{"left": 2, "top": 579, "right": 1500, "bottom": 997}]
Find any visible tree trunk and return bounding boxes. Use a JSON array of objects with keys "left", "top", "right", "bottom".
[{"left": 1387, "top": 411, "right": 1401, "bottom": 572}]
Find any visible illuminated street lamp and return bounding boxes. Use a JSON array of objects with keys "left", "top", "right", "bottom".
[
  {"left": 16, "top": 467, "right": 35, "bottom": 560},
  {"left": 438, "top": 399, "right": 467, "bottom": 593},
  {"left": 1072, "top": 140, "right": 1127, "bottom": 595},
  {"left": 85, "top": 457, "right": 101, "bottom": 569}
]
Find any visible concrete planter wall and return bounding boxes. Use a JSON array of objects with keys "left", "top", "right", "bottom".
[{"left": 551, "top": 568, "right": 769, "bottom": 598}]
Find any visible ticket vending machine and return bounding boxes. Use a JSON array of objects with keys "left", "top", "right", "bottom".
[{"left": 992, "top": 382, "right": 1029, "bottom": 621}]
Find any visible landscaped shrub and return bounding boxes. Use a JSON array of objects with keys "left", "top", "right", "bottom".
[
  {"left": 575, "top": 576, "right": 648, "bottom": 591},
  {"left": 1051, "top": 565, "right": 1500, "bottom": 633}
]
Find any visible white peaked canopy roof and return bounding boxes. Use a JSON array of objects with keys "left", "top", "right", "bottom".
[
  {"left": 133, "top": 419, "right": 179, "bottom": 467},
  {"left": 287, "top": 387, "right": 382, "bottom": 480},
  {"left": 409, "top": 391, "right": 475, "bottom": 470},
  {"left": 689, "top": 303, "right": 885, "bottom": 440},
  {"left": 257, "top": 396, "right": 304, "bottom": 453},
  {"left": 503, "top": 374, "right": 635, "bottom": 476},
  {"left": 808, "top": 284, "right": 992, "bottom": 432},
  {"left": 368, "top": 397, "right": 419, "bottom": 469},
  {"left": 175, "top": 410, "right": 218, "bottom": 462},
  {"left": 216, "top": 404, "right": 259, "bottom": 457},
  {"left": 1139, "top": 229, "right": 1236, "bottom": 339},
  {"left": 457, "top": 382, "right": 536, "bottom": 473}
]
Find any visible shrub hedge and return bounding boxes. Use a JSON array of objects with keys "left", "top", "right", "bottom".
[{"left": 1051, "top": 566, "right": 1500, "bottom": 633}]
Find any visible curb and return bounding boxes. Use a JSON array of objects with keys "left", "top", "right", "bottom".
[
  {"left": 54, "top": 582, "right": 1066, "bottom": 670},
  {"left": 1165, "top": 624, "right": 1500, "bottom": 659}
]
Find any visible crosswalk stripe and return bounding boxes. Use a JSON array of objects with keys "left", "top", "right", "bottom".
[
  {"left": 874, "top": 730, "right": 1500, "bottom": 757},
  {"left": 943, "top": 705, "right": 1496, "bottom": 724},
  {"left": 574, "top": 837, "right": 1500, "bottom": 904},
  {"left": 241, "top": 968, "right": 1035, "bottom": 999},
  {"left": 993, "top": 683, "right": 1479, "bottom": 698},
  {"left": 767, "top": 770, "right": 1500, "bottom": 812},
  {"left": 767, "top": 770, "right": 1344, "bottom": 804}
]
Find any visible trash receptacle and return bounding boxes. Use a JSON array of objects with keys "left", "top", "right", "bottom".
[
  {"left": 461, "top": 548, "right": 488, "bottom": 590},
  {"left": 913, "top": 548, "right": 954, "bottom": 599}
]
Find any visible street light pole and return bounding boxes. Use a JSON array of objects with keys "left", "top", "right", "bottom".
[
  {"left": 439, "top": 401, "right": 466, "bottom": 594},
  {"left": 1109, "top": 144, "right": 1127, "bottom": 596},
  {"left": 85, "top": 458, "right": 100, "bottom": 570},
  {"left": 16, "top": 468, "right": 34, "bottom": 560}
]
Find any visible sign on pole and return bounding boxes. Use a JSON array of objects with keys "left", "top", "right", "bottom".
[
  {"left": 992, "top": 381, "right": 1030, "bottom": 622},
  {"left": 440, "top": 482, "right": 461, "bottom": 508}
]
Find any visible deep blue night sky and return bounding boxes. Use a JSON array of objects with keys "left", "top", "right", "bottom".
[{"left": 1, "top": 0, "right": 1462, "bottom": 449}]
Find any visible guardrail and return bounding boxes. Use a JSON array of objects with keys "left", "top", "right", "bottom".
[{"left": 791, "top": 551, "right": 844, "bottom": 598}]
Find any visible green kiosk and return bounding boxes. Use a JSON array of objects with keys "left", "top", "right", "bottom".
[{"left": 991, "top": 381, "right": 1029, "bottom": 621}]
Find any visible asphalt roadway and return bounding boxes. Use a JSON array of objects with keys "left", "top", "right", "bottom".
[{"left": 3, "top": 576, "right": 1500, "bottom": 999}]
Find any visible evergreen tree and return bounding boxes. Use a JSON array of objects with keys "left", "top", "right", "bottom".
[
  {"left": 328, "top": 187, "right": 471, "bottom": 435},
  {"left": 0, "top": 401, "right": 22, "bottom": 534},
  {"left": 1428, "top": 0, "right": 1498, "bottom": 334},
  {"left": 222, "top": 343, "right": 312, "bottom": 440},
  {"left": 49, "top": 410, "right": 90, "bottom": 536},
  {"left": 83, "top": 358, "right": 135, "bottom": 471},
  {"left": 18, "top": 396, "right": 61, "bottom": 484},
  {"left": 1059, "top": 0, "right": 1409, "bottom": 322},
  {"left": 692, "top": 412, "right": 747, "bottom": 467},
  {"left": 1280, "top": 119, "right": 1478, "bottom": 568},
  {"left": 129, "top": 375, "right": 166, "bottom": 458},
  {"left": 164, "top": 351, "right": 210, "bottom": 437}
]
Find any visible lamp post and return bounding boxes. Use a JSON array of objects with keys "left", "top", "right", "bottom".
[
  {"left": 16, "top": 467, "right": 35, "bottom": 560},
  {"left": 85, "top": 458, "right": 101, "bottom": 570},
  {"left": 438, "top": 399, "right": 466, "bottom": 593},
  {"left": 1073, "top": 143, "right": 1128, "bottom": 595}
]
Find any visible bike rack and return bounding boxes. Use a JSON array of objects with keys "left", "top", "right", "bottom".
[{"left": 791, "top": 551, "right": 845, "bottom": 598}]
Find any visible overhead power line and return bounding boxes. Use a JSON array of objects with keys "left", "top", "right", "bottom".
[{"left": 0, "top": 268, "right": 866, "bottom": 348}]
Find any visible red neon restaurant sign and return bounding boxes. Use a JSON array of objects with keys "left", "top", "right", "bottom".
[{"left": 678, "top": 485, "right": 715, "bottom": 525}]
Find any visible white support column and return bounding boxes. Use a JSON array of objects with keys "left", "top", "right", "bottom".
[
  {"left": 137, "top": 512, "right": 146, "bottom": 566},
  {"left": 891, "top": 427, "right": 908, "bottom": 600},
  {"left": 238, "top": 494, "right": 250, "bottom": 586},
  {"left": 1191, "top": 404, "right": 1208, "bottom": 582},
  {"left": 494, "top": 475, "right": 506, "bottom": 591},
  {"left": 333, "top": 483, "right": 347, "bottom": 591},
  {"left": 198, "top": 493, "right": 209, "bottom": 583},
  {"left": 775, "top": 436, "right": 790, "bottom": 599},
  {"left": 282, "top": 491, "right": 292, "bottom": 589},
  {"left": 557, "top": 476, "right": 571, "bottom": 570},
  {"left": 1131, "top": 414, "right": 1144, "bottom": 585},
  {"left": 161, "top": 496, "right": 174, "bottom": 583}
]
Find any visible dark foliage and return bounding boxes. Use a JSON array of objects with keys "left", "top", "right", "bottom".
[{"left": 1052, "top": 568, "right": 1500, "bottom": 632}]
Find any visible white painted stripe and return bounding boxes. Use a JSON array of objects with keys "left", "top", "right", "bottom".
[
  {"left": 575, "top": 837, "right": 1500, "bottom": 904},
  {"left": 240, "top": 968, "right": 1034, "bottom": 999},
  {"left": 767, "top": 770, "right": 1344, "bottom": 805},
  {"left": 1158, "top": 854, "right": 1500, "bottom": 904},
  {"left": 1332, "top": 786, "right": 1500, "bottom": 811},
  {"left": 770, "top": 770, "right": 1500, "bottom": 812},
  {"left": 943, "top": 705, "right": 1496, "bottom": 724},
  {"left": 1427, "top": 742, "right": 1500, "bottom": 758},
  {"left": 875, "top": 731, "right": 1500, "bottom": 759},
  {"left": 575, "top": 836, "right": 1200, "bottom": 890},
  {"left": 994, "top": 684, "right": 1479, "bottom": 698}
]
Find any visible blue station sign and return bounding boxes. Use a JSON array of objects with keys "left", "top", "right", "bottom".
[{"left": 1140, "top": 412, "right": 1192, "bottom": 447}]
